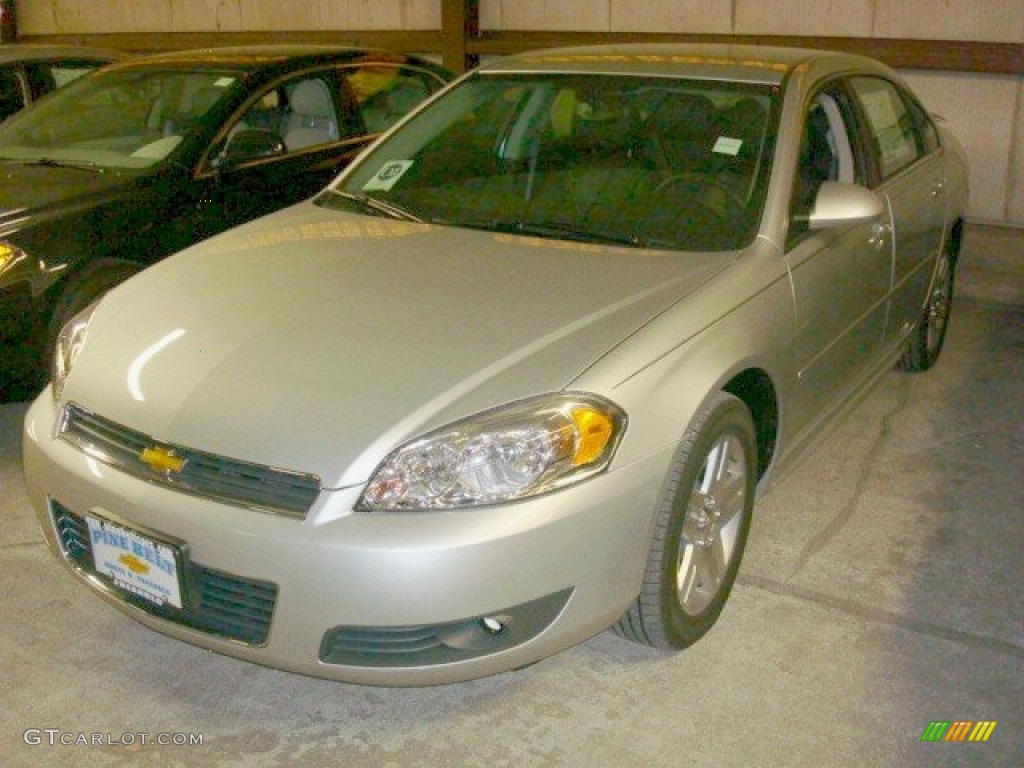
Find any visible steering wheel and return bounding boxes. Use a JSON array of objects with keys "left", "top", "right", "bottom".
[{"left": 652, "top": 172, "right": 747, "bottom": 222}]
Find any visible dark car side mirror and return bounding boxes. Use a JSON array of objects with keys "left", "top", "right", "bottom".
[
  {"left": 214, "top": 129, "right": 286, "bottom": 169},
  {"left": 808, "top": 181, "right": 885, "bottom": 229}
]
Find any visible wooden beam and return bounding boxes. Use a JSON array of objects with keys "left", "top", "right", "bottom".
[
  {"left": 17, "top": 30, "right": 443, "bottom": 56},
  {"left": 440, "top": 0, "right": 478, "bottom": 73},
  {"left": 18, "top": 29, "right": 1023, "bottom": 77},
  {"left": 467, "top": 32, "right": 1024, "bottom": 76}
]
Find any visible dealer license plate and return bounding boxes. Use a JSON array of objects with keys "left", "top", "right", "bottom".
[{"left": 85, "top": 514, "right": 184, "bottom": 610}]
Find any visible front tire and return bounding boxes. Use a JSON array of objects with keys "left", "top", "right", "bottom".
[{"left": 616, "top": 392, "right": 757, "bottom": 649}]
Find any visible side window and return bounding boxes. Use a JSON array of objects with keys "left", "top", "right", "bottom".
[
  {"left": 24, "top": 60, "right": 103, "bottom": 101},
  {"left": 346, "top": 65, "right": 437, "bottom": 134},
  {"left": 849, "top": 76, "right": 924, "bottom": 180},
  {"left": 219, "top": 73, "right": 346, "bottom": 166},
  {"left": 902, "top": 87, "right": 940, "bottom": 154},
  {"left": 280, "top": 76, "right": 340, "bottom": 151},
  {"left": 232, "top": 87, "right": 288, "bottom": 140},
  {"left": 0, "top": 66, "right": 27, "bottom": 120},
  {"left": 788, "top": 88, "right": 857, "bottom": 240},
  {"left": 23, "top": 63, "right": 56, "bottom": 100},
  {"left": 47, "top": 61, "right": 104, "bottom": 89}
]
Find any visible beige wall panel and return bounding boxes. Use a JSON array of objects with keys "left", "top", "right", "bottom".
[
  {"left": 14, "top": 0, "right": 439, "bottom": 34},
  {"left": 479, "top": 0, "right": 612, "bottom": 31},
  {"left": 875, "top": 0, "right": 1024, "bottom": 43},
  {"left": 901, "top": 71, "right": 1022, "bottom": 224},
  {"left": 15, "top": 0, "right": 170, "bottom": 33},
  {"left": 608, "top": 0, "right": 732, "bottom": 34},
  {"left": 734, "top": 0, "right": 874, "bottom": 36},
  {"left": 233, "top": 0, "right": 439, "bottom": 31}
]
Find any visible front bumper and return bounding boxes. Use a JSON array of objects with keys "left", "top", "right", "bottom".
[{"left": 23, "top": 393, "right": 671, "bottom": 685}]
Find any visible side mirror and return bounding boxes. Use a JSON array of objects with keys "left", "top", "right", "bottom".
[
  {"left": 808, "top": 181, "right": 885, "bottom": 229},
  {"left": 214, "top": 129, "right": 285, "bottom": 168}
]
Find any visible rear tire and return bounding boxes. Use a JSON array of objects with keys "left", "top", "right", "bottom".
[{"left": 615, "top": 392, "right": 757, "bottom": 648}]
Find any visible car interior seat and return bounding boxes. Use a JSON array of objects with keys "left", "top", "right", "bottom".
[{"left": 282, "top": 80, "right": 340, "bottom": 151}]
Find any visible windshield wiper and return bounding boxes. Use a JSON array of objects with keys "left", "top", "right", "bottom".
[
  {"left": 20, "top": 157, "right": 101, "bottom": 174},
  {"left": 330, "top": 190, "right": 422, "bottom": 222},
  {"left": 455, "top": 217, "right": 658, "bottom": 247}
]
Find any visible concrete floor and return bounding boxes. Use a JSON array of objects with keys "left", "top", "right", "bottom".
[{"left": 1, "top": 225, "right": 1021, "bottom": 767}]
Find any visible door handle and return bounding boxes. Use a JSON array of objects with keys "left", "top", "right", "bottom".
[{"left": 869, "top": 221, "right": 891, "bottom": 249}]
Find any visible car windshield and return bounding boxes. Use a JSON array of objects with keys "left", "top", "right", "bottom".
[
  {"left": 0, "top": 67, "right": 243, "bottom": 170},
  {"left": 329, "top": 72, "right": 777, "bottom": 251}
]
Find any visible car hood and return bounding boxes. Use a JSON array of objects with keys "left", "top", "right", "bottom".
[
  {"left": 0, "top": 162, "right": 137, "bottom": 232},
  {"left": 67, "top": 202, "right": 730, "bottom": 488}
]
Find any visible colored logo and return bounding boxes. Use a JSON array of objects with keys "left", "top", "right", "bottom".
[
  {"left": 118, "top": 553, "right": 150, "bottom": 575},
  {"left": 921, "top": 721, "right": 997, "bottom": 742},
  {"left": 140, "top": 446, "right": 185, "bottom": 473}
]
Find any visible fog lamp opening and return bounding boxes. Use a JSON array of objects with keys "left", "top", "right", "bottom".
[{"left": 479, "top": 616, "right": 506, "bottom": 636}]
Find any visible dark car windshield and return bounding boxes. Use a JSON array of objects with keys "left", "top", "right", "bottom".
[
  {"left": 329, "top": 72, "right": 778, "bottom": 251},
  {"left": 0, "top": 67, "right": 244, "bottom": 170}
]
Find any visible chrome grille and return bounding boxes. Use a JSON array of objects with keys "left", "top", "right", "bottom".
[
  {"left": 59, "top": 404, "right": 321, "bottom": 518},
  {"left": 52, "top": 501, "right": 276, "bottom": 646}
]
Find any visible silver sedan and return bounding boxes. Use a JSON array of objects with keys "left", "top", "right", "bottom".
[{"left": 22, "top": 44, "right": 968, "bottom": 685}]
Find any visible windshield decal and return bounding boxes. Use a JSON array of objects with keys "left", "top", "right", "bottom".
[
  {"left": 363, "top": 160, "right": 414, "bottom": 191},
  {"left": 712, "top": 136, "right": 743, "bottom": 156}
]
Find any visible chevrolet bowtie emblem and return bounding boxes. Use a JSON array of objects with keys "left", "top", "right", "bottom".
[
  {"left": 118, "top": 553, "right": 150, "bottom": 575},
  {"left": 140, "top": 447, "right": 186, "bottom": 473}
]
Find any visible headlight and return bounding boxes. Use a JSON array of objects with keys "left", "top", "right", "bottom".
[
  {"left": 0, "top": 241, "right": 27, "bottom": 283},
  {"left": 358, "top": 394, "right": 626, "bottom": 510},
  {"left": 52, "top": 300, "right": 99, "bottom": 402}
]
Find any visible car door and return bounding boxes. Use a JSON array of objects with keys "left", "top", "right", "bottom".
[
  {"left": 847, "top": 76, "right": 947, "bottom": 348},
  {"left": 783, "top": 82, "right": 893, "bottom": 434},
  {"left": 187, "top": 68, "right": 363, "bottom": 241}
]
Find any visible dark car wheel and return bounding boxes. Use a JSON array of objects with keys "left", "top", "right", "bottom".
[
  {"left": 615, "top": 391, "right": 757, "bottom": 649},
  {"left": 899, "top": 238, "right": 958, "bottom": 373}
]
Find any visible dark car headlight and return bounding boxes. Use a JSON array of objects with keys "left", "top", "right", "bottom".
[
  {"left": 0, "top": 241, "right": 28, "bottom": 285},
  {"left": 358, "top": 394, "right": 626, "bottom": 510},
  {"left": 52, "top": 300, "right": 100, "bottom": 402}
]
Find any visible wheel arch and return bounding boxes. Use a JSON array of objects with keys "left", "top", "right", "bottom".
[
  {"left": 947, "top": 216, "right": 965, "bottom": 267},
  {"left": 722, "top": 367, "right": 779, "bottom": 483},
  {"left": 45, "top": 256, "right": 144, "bottom": 339}
]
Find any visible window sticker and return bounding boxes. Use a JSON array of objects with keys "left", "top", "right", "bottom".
[
  {"left": 214, "top": 77, "right": 236, "bottom": 88},
  {"left": 859, "top": 89, "right": 900, "bottom": 134},
  {"left": 859, "top": 86, "right": 915, "bottom": 174},
  {"left": 363, "top": 160, "right": 414, "bottom": 191},
  {"left": 713, "top": 136, "right": 743, "bottom": 156}
]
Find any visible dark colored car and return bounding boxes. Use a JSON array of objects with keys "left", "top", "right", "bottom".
[
  {"left": 0, "top": 45, "right": 450, "bottom": 400},
  {"left": 0, "top": 44, "right": 125, "bottom": 120}
]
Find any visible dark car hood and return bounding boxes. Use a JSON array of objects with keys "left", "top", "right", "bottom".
[{"left": 0, "top": 162, "right": 142, "bottom": 234}]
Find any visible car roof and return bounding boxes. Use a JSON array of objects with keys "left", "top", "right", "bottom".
[
  {"left": 480, "top": 43, "right": 858, "bottom": 85},
  {"left": 102, "top": 44, "right": 441, "bottom": 76},
  {"left": 0, "top": 43, "right": 126, "bottom": 65}
]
